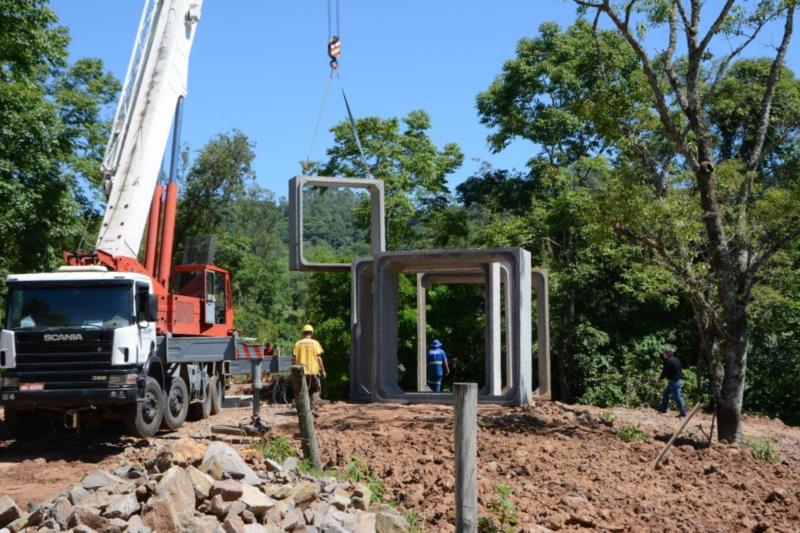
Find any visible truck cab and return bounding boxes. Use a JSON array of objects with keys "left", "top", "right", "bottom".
[{"left": 0, "top": 267, "right": 158, "bottom": 431}]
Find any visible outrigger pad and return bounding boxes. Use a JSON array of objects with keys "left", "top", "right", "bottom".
[{"left": 288, "top": 176, "right": 385, "bottom": 272}]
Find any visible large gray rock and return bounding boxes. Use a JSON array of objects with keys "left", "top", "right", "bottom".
[
  {"left": 50, "top": 497, "right": 73, "bottom": 528},
  {"left": 68, "top": 486, "right": 91, "bottom": 506},
  {"left": 352, "top": 510, "right": 377, "bottom": 533},
  {"left": 210, "top": 479, "right": 244, "bottom": 501},
  {"left": 201, "top": 442, "right": 264, "bottom": 485},
  {"left": 0, "top": 496, "right": 21, "bottom": 528},
  {"left": 141, "top": 498, "right": 178, "bottom": 532},
  {"left": 81, "top": 470, "right": 123, "bottom": 490},
  {"left": 280, "top": 507, "right": 305, "bottom": 530},
  {"left": 329, "top": 494, "right": 350, "bottom": 511},
  {"left": 209, "top": 494, "right": 231, "bottom": 518},
  {"left": 263, "top": 484, "right": 293, "bottom": 500},
  {"left": 374, "top": 506, "right": 410, "bottom": 533},
  {"left": 102, "top": 493, "right": 139, "bottom": 520},
  {"left": 309, "top": 501, "right": 334, "bottom": 527},
  {"left": 226, "top": 500, "right": 247, "bottom": 520},
  {"left": 240, "top": 484, "right": 276, "bottom": 515},
  {"left": 126, "top": 514, "right": 152, "bottom": 533},
  {"left": 68, "top": 507, "right": 110, "bottom": 531},
  {"left": 155, "top": 466, "right": 195, "bottom": 521},
  {"left": 222, "top": 515, "right": 246, "bottom": 533},
  {"left": 187, "top": 465, "right": 215, "bottom": 500},
  {"left": 185, "top": 515, "right": 219, "bottom": 533},
  {"left": 291, "top": 481, "right": 321, "bottom": 506}
]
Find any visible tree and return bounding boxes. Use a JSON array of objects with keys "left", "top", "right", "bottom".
[
  {"left": 531, "top": 1, "right": 797, "bottom": 441},
  {"left": 0, "top": 0, "right": 118, "bottom": 303},
  {"left": 319, "top": 110, "right": 463, "bottom": 248}
]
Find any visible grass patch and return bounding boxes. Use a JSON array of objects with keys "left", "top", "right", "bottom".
[
  {"left": 339, "top": 455, "right": 386, "bottom": 503},
  {"left": 743, "top": 436, "right": 781, "bottom": 463},
  {"left": 615, "top": 424, "right": 648, "bottom": 442},
  {"left": 251, "top": 436, "right": 296, "bottom": 464},
  {"left": 404, "top": 509, "right": 419, "bottom": 532},
  {"left": 479, "top": 483, "right": 520, "bottom": 532},
  {"left": 599, "top": 411, "right": 617, "bottom": 425}
]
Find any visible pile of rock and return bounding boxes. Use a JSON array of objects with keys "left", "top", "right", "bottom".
[{"left": 0, "top": 438, "right": 410, "bottom": 533}]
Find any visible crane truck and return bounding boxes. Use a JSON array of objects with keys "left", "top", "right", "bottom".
[{"left": 0, "top": 0, "right": 262, "bottom": 438}]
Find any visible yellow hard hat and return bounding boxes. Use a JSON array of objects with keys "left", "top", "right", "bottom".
[{"left": 302, "top": 324, "right": 314, "bottom": 334}]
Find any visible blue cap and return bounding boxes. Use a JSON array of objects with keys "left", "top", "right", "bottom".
[{"left": 432, "top": 340, "right": 442, "bottom": 348}]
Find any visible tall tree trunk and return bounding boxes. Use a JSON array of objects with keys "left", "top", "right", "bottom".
[
  {"left": 556, "top": 284, "right": 575, "bottom": 402},
  {"left": 716, "top": 325, "right": 749, "bottom": 443}
]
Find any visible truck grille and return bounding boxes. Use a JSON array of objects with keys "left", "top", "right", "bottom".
[{"left": 14, "top": 330, "right": 113, "bottom": 372}]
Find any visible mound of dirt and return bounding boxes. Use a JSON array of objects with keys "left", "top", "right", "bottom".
[
  {"left": 281, "top": 401, "right": 800, "bottom": 531},
  {"left": 2, "top": 401, "right": 799, "bottom": 531}
]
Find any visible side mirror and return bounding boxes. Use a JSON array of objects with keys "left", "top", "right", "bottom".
[{"left": 148, "top": 294, "right": 158, "bottom": 322}]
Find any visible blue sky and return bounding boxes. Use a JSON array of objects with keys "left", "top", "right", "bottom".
[{"left": 51, "top": 1, "right": 798, "bottom": 199}]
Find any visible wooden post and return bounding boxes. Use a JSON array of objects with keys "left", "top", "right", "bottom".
[
  {"left": 455, "top": 383, "right": 478, "bottom": 532},
  {"left": 290, "top": 365, "right": 322, "bottom": 471}
]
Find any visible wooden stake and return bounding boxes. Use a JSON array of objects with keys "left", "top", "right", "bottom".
[
  {"left": 455, "top": 383, "right": 478, "bottom": 532},
  {"left": 290, "top": 365, "right": 322, "bottom": 471},
  {"left": 653, "top": 403, "right": 702, "bottom": 467}
]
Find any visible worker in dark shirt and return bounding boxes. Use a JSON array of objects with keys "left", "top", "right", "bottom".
[{"left": 658, "top": 345, "right": 687, "bottom": 417}]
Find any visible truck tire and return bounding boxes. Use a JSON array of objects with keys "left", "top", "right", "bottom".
[
  {"left": 209, "top": 375, "right": 223, "bottom": 415},
  {"left": 124, "top": 376, "right": 165, "bottom": 437},
  {"left": 162, "top": 376, "right": 189, "bottom": 430},
  {"left": 5, "top": 408, "right": 47, "bottom": 441},
  {"left": 188, "top": 379, "right": 212, "bottom": 420}
]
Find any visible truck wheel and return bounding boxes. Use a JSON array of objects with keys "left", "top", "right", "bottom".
[
  {"left": 161, "top": 376, "right": 189, "bottom": 430},
  {"left": 188, "top": 379, "right": 212, "bottom": 420},
  {"left": 124, "top": 376, "right": 164, "bottom": 437},
  {"left": 5, "top": 408, "right": 47, "bottom": 441},
  {"left": 209, "top": 375, "right": 223, "bottom": 415}
]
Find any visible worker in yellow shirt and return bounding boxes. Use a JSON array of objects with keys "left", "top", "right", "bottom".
[{"left": 293, "top": 324, "right": 326, "bottom": 409}]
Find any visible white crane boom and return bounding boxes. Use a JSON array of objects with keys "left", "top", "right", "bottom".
[{"left": 96, "top": 0, "right": 203, "bottom": 259}]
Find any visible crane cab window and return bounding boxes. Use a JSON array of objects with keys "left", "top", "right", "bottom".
[
  {"left": 204, "top": 270, "right": 226, "bottom": 324},
  {"left": 174, "top": 270, "right": 204, "bottom": 299}
]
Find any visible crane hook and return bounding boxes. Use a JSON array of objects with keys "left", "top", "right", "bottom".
[{"left": 328, "top": 36, "right": 341, "bottom": 70}]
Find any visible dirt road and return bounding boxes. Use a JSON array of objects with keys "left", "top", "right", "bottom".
[{"left": 1, "top": 401, "right": 799, "bottom": 531}]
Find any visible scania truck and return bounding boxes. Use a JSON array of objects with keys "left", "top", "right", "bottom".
[{"left": 0, "top": 0, "right": 260, "bottom": 438}]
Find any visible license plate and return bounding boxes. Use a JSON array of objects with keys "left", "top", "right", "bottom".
[{"left": 20, "top": 382, "right": 44, "bottom": 391}]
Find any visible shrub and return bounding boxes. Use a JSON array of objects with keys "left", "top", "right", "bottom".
[
  {"left": 340, "top": 455, "right": 386, "bottom": 503},
  {"left": 743, "top": 436, "right": 781, "bottom": 463},
  {"left": 252, "top": 436, "right": 295, "bottom": 464},
  {"left": 599, "top": 411, "right": 617, "bottom": 425},
  {"left": 615, "top": 424, "right": 648, "bottom": 442},
  {"left": 480, "top": 484, "right": 519, "bottom": 532}
]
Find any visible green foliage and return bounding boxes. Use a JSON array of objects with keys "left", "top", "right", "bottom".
[
  {"left": 403, "top": 509, "right": 419, "bottom": 533},
  {"left": 599, "top": 411, "right": 617, "bottom": 425},
  {"left": 615, "top": 424, "right": 648, "bottom": 443},
  {"left": 252, "top": 436, "right": 295, "bottom": 464},
  {"left": 0, "top": 0, "right": 118, "bottom": 310},
  {"left": 480, "top": 484, "right": 520, "bottom": 533},
  {"left": 742, "top": 436, "right": 781, "bottom": 463},
  {"left": 318, "top": 110, "right": 463, "bottom": 248},
  {"left": 339, "top": 455, "right": 386, "bottom": 503}
]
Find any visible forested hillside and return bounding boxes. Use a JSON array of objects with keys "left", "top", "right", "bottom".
[{"left": 2, "top": 1, "right": 798, "bottom": 430}]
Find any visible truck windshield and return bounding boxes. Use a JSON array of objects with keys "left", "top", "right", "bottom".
[{"left": 6, "top": 285, "right": 134, "bottom": 330}]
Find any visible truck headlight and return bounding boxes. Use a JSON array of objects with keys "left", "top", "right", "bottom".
[
  {"left": 108, "top": 373, "right": 138, "bottom": 386},
  {"left": 1, "top": 376, "right": 18, "bottom": 389}
]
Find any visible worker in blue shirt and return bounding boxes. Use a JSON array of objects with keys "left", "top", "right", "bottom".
[{"left": 426, "top": 340, "right": 450, "bottom": 392}]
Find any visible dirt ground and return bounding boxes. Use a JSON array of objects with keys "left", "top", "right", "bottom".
[{"left": 1, "top": 400, "right": 799, "bottom": 531}]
